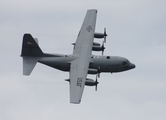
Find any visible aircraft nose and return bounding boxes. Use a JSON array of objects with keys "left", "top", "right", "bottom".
[{"left": 130, "top": 63, "right": 136, "bottom": 69}]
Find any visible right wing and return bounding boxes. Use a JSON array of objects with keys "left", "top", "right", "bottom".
[{"left": 69, "top": 9, "right": 97, "bottom": 104}]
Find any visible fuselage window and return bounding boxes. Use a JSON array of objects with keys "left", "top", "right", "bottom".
[{"left": 106, "top": 56, "right": 110, "bottom": 59}]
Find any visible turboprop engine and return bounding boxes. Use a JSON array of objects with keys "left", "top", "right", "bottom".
[
  {"left": 86, "top": 78, "right": 98, "bottom": 86},
  {"left": 65, "top": 78, "right": 98, "bottom": 86},
  {"left": 72, "top": 42, "right": 104, "bottom": 52},
  {"left": 72, "top": 42, "right": 100, "bottom": 46},
  {"left": 92, "top": 45, "right": 105, "bottom": 51},
  {"left": 65, "top": 77, "right": 99, "bottom": 91},
  {"left": 88, "top": 68, "right": 98, "bottom": 74},
  {"left": 94, "top": 28, "right": 107, "bottom": 43}
]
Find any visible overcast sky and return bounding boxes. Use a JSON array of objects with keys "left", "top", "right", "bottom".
[{"left": 0, "top": 0, "right": 166, "bottom": 120}]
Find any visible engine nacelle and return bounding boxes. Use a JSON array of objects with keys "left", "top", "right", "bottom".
[
  {"left": 88, "top": 68, "right": 98, "bottom": 74},
  {"left": 94, "top": 33, "right": 105, "bottom": 39},
  {"left": 85, "top": 78, "right": 98, "bottom": 86},
  {"left": 93, "top": 42, "right": 100, "bottom": 46},
  {"left": 72, "top": 42, "right": 100, "bottom": 46},
  {"left": 65, "top": 78, "right": 98, "bottom": 86},
  {"left": 92, "top": 46, "right": 105, "bottom": 51}
]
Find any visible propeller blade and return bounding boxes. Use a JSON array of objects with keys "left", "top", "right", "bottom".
[
  {"left": 102, "top": 50, "right": 104, "bottom": 56},
  {"left": 104, "top": 28, "right": 107, "bottom": 43},
  {"left": 95, "top": 75, "right": 99, "bottom": 91},
  {"left": 104, "top": 36, "right": 106, "bottom": 43},
  {"left": 97, "top": 67, "right": 100, "bottom": 78},
  {"left": 95, "top": 84, "right": 98, "bottom": 91},
  {"left": 104, "top": 28, "right": 107, "bottom": 36},
  {"left": 101, "top": 41, "right": 105, "bottom": 55}
]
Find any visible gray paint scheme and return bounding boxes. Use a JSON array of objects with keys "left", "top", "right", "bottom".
[
  {"left": 21, "top": 35, "right": 135, "bottom": 74},
  {"left": 38, "top": 55, "right": 135, "bottom": 73},
  {"left": 21, "top": 9, "right": 135, "bottom": 104}
]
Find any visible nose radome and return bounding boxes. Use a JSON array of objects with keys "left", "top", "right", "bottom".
[{"left": 131, "top": 63, "right": 136, "bottom": 69}]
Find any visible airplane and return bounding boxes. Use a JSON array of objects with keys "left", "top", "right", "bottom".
[{"left": 21, "top": 9, "right": 135, "bottom": 104}]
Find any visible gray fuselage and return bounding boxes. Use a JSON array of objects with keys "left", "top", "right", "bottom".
[{"left": 38, "top": 54, "right": 135, "bottom": 74}]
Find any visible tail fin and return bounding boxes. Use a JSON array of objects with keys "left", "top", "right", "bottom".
[
  {"left": 21, "top": 34, "right": 43, "bottom": 75},
  {"left": 21, "top": 34, "right": 43, "bottom": 57}
]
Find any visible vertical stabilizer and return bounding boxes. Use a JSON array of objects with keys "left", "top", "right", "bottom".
[
  {"left": 21, "top": 34, "right": 43, "bottom": 75},
  {"left": 21, "top": 34, "right": 43, "bottom": 57}
]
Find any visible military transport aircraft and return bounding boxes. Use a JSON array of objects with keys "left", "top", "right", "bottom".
[{"left": 21, "top": 9, "right": 135, "bottom": 104}]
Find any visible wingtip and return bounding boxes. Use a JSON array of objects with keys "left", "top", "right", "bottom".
[
  {"left": 88, "top": 9, "right": 97, "bottom": 13},
  {"left": 70, "top": 102, "right": 81, "bottom": 104},
  {"left": 70, "top": 100, "right": 81, "bottom": 104}
]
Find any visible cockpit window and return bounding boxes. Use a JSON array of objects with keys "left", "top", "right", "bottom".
[{"left": 122, "top": 61, "right": 127, "bottom": 65}]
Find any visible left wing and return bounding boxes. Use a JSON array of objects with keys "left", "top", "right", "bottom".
[{"left": 69, "top": 9, "right": 97, "bottom": 104}]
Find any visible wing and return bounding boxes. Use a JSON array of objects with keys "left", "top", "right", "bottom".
[{"left": 70, "top": 9, "right": 97, "bottom": 104}]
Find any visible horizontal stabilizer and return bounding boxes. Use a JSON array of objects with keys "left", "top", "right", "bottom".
[{"left": 23, "top": 57, "right": 38, "bottom": 75}]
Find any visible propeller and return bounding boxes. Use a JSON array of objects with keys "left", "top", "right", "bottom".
[
  {"left": 101, "top": 41, "right": 105, "bottom": 55},
  {"left": 97, "top": 67, "right": 101, "bottom": 78},
  {"left": 104, "top": 28, "right": 107, "bottom": 43},
  {"left": 95, "top": 75, "right": 99, "bottom": 91}
]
